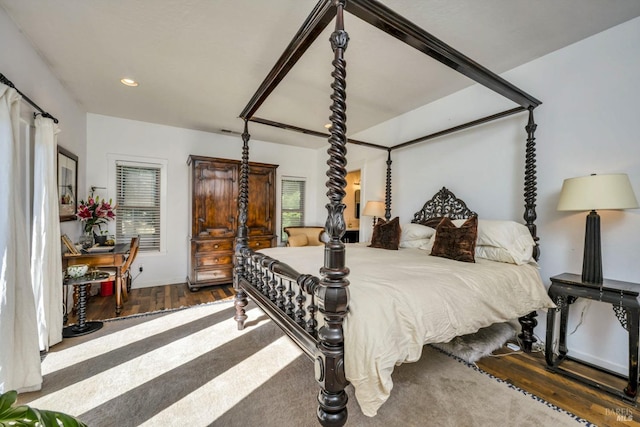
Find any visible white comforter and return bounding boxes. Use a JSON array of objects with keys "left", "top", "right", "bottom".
[{"left": 257, "top": 244, "right": 554, "bottom": 416}]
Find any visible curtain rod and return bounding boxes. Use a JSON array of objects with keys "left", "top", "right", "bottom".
[{"left": 0, "top": 72, "right": 59, "bottom": 123}]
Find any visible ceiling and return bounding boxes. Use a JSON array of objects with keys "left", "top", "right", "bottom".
[{"left": 2, "top": 0, "right": 640, "bottom": 149}]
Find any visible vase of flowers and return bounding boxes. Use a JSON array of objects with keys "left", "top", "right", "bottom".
[{"left": 76, "top": 196, "right": 116, "bottom": 247}]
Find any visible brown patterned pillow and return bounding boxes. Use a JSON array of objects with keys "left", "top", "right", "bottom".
[
  {"left": 430, "top": 216, "right": 478, "bottom": 262},
  {"left": 368, "top": 217, "right": 401, "bottom": 250}
]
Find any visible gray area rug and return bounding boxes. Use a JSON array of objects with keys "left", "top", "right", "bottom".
[{"left": 19, "top": 301, "right": 589, "bottom": 426}]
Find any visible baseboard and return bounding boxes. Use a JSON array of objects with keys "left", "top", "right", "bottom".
[
  {"left": 132, "top": 278, "right": 191, "bottom": 289},
  {"left": 566, "top": 348, "right": 627, "bottom": 377}
]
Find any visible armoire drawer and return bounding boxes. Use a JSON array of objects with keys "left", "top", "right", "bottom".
[
  {"left": 195, "top": 239, "right": 233, "bottom": 253},
  {"left": 248, "top": 237, "right": 273, "bottom": 250},
  {"left": 196, "top": 253, "right": 233, "bottom": 267},
  {"left": 195, "top": 266, "right": 234, "bottom": 283}
]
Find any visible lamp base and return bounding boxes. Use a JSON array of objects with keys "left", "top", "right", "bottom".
[{"left": 581, "top": 210, "right": 602, "bottom": 283}]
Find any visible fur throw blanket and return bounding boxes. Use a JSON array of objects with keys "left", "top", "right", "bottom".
[{"left": 431, "top": 322, "right": 516, "bottom": 363}]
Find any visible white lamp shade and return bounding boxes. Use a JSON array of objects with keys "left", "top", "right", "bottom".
[
  {"left": 362, "top": 201, "right": 385, "bottom": 217},
  {"left": 557, "top": 174, "right": 638, "bottom": 211}
]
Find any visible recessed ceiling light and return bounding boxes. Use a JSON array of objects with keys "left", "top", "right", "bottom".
[
  {"left": 324, "top": 123, "right": 332, "bottom": 129},
  {"left": 120, "top": 78, "right": 139, "bottom": 87}
]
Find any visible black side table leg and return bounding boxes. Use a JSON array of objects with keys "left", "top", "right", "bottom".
[
  {"left": 63, "top": 283, "right": 103, "bottom": 338},
  {"left": 558, "top": 300, "right": 570, "bottom": 359},
  {"left": 625, "top": 307, "right": 639, "bottom": 398},
  {"left": 76, "top": 283, "right": 88, "bottom": 330},
  {"left": 546, "top": 304, "right": 558, "bottom": 367}
]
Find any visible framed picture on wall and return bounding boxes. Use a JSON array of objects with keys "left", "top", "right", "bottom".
[{"left": 57, "top": 145, "right": 78, "bottom": 222}]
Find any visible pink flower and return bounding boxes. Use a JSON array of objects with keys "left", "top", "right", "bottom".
[{"left": 76, "top": 196, "right": 116, "bottom": 233}]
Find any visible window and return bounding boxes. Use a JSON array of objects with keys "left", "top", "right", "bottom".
[
  {"left": 281, "top": 178, "right": 306, "bottom": 242},
  {"left": 116, "top": 161, "right": 162, "bottom": 251}
]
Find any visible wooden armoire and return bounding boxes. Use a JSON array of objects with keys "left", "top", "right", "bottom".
[{"left": 187, "top": 155, "right": 278, "bottom": 291}]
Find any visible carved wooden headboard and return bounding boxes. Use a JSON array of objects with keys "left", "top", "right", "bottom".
[{"left": 411, "top": 187, "right": 477, "bottom": 224}]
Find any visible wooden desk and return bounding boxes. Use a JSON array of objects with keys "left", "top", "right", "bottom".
[{"left": 63, "top": 243, "right": 131, "bottom": 316}]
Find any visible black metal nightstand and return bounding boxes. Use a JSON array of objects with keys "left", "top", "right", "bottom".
[{"left": 545, "top": 273, "right": 640, "bottom": 401}]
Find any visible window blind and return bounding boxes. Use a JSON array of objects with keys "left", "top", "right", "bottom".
[
  {"left": 116, "top": 163, "right": 161, "bottom": 251},
  {"left": 281, "top": 179, "right": 305, "bottom": 241}
]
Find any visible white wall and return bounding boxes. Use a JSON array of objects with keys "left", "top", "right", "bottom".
[
  {"left": 86, "top": 114, "right": 319, "bottom": 288},
  {"left": 0, "top": 7, "right": 87, "bottom": 240},
  {"left": 342, "top": 17, "right": 640, "bottom": 375}
]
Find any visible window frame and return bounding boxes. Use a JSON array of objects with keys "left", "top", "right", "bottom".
[
  {"left": 108, "top": 154, "right": 167, "bottom": 253},
  {"left": 280, "top": 177, "right": 306, "bottom": 243}
]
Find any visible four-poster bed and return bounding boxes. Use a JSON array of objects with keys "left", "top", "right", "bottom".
[{"left": 233, "top": 1, "right": 548, "bottom": 425}]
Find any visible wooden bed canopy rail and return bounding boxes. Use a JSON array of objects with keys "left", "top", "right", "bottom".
[{"left": 234, "top": 1, "right": 542, "bottom": 425}]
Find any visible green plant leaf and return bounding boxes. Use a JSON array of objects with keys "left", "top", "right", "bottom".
[
  {"left": 0, "top": 391, "right": 33, "bottom": 426},
  {"left": 0, "top": 390, "right": 18, "bottom": 415},
  {"left": 38, "top": 409, "right": 87, "bottom": 427},
  {"left": 0, "top": 391, "right": 87, "bottom": 427}
]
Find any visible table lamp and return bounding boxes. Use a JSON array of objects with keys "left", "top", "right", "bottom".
[
  {"left": 362, "top": 201, "right": 385, "bottom": 228},
  {"left": 557, "top": 173, "right": 638, "bottom": 283}
]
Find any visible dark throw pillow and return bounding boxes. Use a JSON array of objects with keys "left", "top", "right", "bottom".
[
  {"left": 368, "top": 217, "right": 401, "bottom": 250},
  {"left": 430, "top": 216, "right": 478, "bottom": 263}
]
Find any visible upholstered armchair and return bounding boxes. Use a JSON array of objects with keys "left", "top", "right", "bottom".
[{"left": 283, "top": 226, "right": 326, "bottom": 247}]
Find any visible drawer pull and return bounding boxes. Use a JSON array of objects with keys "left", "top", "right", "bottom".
[
  {"left": 214, "top": 244, "right": 219, "bottom": 249},
  {"left": 255, "top": 242, "right": 260, "bottom": 246},
  {"left": 214, "top": 258, "right": 218, "bottom": 262}
]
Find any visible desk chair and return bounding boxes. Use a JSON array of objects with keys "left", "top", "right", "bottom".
[{"left": 103, "top": 237, "right": 139, "bottom": 303}]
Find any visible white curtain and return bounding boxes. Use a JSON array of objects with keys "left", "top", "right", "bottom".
[
  {"left": 0, "top": 83, "right": 42, "bottom": 393},
  {"left": 31, "top": 116, "right": 63, "bottom": 351}
]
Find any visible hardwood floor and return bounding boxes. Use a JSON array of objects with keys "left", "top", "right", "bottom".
[
  {"left": 67, "top": 282, "right": 235, "bottom": 322},
  {"left": 69, "top": 282, "right": 637, "bottom": 426},
  {"left": 477, "top": 348, "right": 639, "bottom": 426}
]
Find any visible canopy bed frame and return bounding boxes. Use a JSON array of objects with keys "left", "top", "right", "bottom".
[{"left": 233, "top": 1, "right": 542, "bottom": 425}]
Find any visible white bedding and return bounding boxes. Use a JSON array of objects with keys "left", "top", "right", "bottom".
[{"left": 257, "top": 244, "right": 554, "bottom": 417}]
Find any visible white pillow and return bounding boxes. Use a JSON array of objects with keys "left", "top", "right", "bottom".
[
  {"left": 475, "top": 220, "right": 535, "bottom": 265},
  {"left": 475, "top": 245, "right": 536, "bottom": 265},
  {"left": 425, "top": 218, "right": 535, "bottom": 265},
  {"left": 400, "top": 223, "right": 436, "bottom": 242},
  {"left": 399, "top": 238, "right": 432, "bottom": 248},
  {"left": 419, "top": 233, "right": 436, "bottom": 253}
]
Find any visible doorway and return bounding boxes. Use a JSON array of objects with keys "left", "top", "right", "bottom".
[{"left": 344, "top": 169, "right": 361, "bottom": 242}]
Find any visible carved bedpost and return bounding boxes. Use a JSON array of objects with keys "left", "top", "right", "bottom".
[
  {"left": 316, "top": 1, "right": 350, "bottom": 426},
  {"left": 523, "top": 106, "right": 539, "bottom": 260},
  {"left": 234, "top": 119, "right": 250, "bottom": 330},
  {"left": 519, "top": 106, "right": 539, "bottom": 352},
  {"left": 384, "top": 149, "right": 392, "bottom": 220}
]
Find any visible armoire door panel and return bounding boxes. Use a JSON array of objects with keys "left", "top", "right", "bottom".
[
  {"left": 194, "top": 160, "right": 237, "bottom": 238},
  {"left": 247, "top": 165, "right": 274, "bottom": 235}
]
